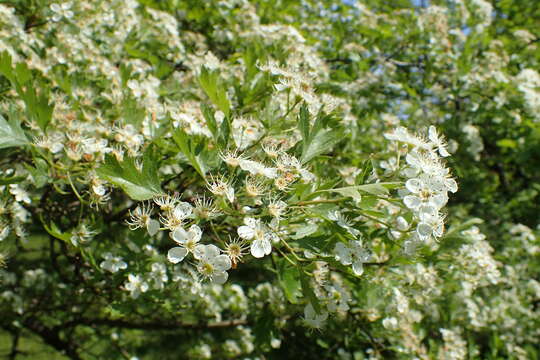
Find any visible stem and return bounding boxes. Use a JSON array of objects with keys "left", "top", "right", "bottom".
[{"left": 292, "top": 198, "right": 348, "bottom": 206}]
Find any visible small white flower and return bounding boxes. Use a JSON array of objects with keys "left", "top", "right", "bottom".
[
  {"left": 220, "top": 149, "right": 247, "bottom": 168},
  {"left": 153, "top": 194, "right": 180, "bottom": 212},
  {"left": 334, "top": 240, "right": 370, "bottom": 276},
  {"left": 193, "top": 195, "right": 221, "bottom": 219},
  {"left": 100, "top": 253, "right": 127, "bottom": 273},
  {"left": 194, "top": 244, "right": 232, "bottom": 284},
  {"left": 9, "top": 185, "right": 31, "bottom": 204},
  {"left": 325, "top": 283, "right": 351, "bottom": 312},
  {"left": 70, "top": 223, "right": 97, "bottom": 246},
  {"left": 50, "top": 2, "right": 73, "bottom": 22},
  {"left": 149, "top": 263, "right": 168, "bottom": 290},
  {"left": 382, "top": 317, "right": 398, "bottom": 330},
  {"left": 239, "top": 159, "right": 278, "bottom": 179},
  {"left": 167, "top": 224, "right": 202, "bottom": 264},
  {"left": 0, "top": 221, "right": 10, "bottom": 242},
  {"left": 268, "top": 198, "right": 287, "bottom": 220},
  {"left": 207, "top": 174, "right": 235, "bottom": 203},
  {"left": 328, "top": 210, "right": 360, "bottom": 238},
  {"left": 125, "top": 274, "right": 149, "bottom": 299},
  {"left": 160, "top": 202, "right": 193, "bottom": 230},
  {"left": 237, "top": 218, "right": 276, "bottom": 258},
  {"left": 428, "top": 126, "right": 450, "bottom": 157},
  {"left": 126, "top": 203, "right": 160, "bottom": 236},
  {"left": 245, "top": 176, "right": 267, "bottom": 197}
]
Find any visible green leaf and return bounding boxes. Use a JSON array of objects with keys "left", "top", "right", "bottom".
[
  {"left": 297, "top": 106, "right": 342, "bottom": 163},
  {"left": 278, "top": 264, "right": 302, "bottom": 304},
  {"left": 0, "top": 51, "right": 14, "bottom": 83},
  {"left": 298, "top": 104, "right": 310, "bottom": 144},
  {"left": 0, "top": 56, "right": 53, "bottom": 131},
  {"left": 41, "top": 217, "right": 72, "bottom": 243},
  {"left": 172, "top": 128, "right": 206, "bottom": 178},
  {"left": 295, "top": 235, "right": 331, "bottom": 254},
  {"left": 198, "top": 66, "right": 231, "bottom": 117},
  {"left": 301, "top": 129, "right": 342, "bottom": 163},
  {"left": 496, "top": 139, "right": 517, "bottom": 149},
  {"left": 97, "top": 146, "right": 162, "bottom": 201},
  {"left": 200, "top": 103, "right": 218, "bottom": 141},
  {"left": 0, "top": 113, "right": 28, "bottom": 149}
]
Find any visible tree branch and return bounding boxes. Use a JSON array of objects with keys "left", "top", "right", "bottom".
[{"left": 64, "top": 317, "right": 247, "bottom": 331}]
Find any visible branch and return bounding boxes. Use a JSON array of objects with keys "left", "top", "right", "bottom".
[{"left": 64, "top": 317, "right": 247, "bottom": 331}]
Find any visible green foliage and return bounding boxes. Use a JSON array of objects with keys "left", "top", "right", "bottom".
[
  {"left": 0, "top": 113, "right": 28, "bottom": 149},
  {"left": 0, "top": 0, "right": 539, "bottom": 359},
  {"left": 97, "top": 147, "right": 162, "bottom": 201},
  {"left": 297, "top": 105, "right": 343, "bottom": 163}
]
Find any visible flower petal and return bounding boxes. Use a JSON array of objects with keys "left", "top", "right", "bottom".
[
  {"left": 251, "top": 239, "right": 269, "bottom": 258},
  {"left": 352, "top": 260, "right": 364, "bottom": 276},
  {"left": 238, "top": 225, "right": 255, "bottom": 240},
  {"left": 147, "top": 219, "right": 160, "bottom": 236},
  {"left": 172, "top": 228, "right": 188, "bottom": 244},
  {"left": 212, "top": 271, "right": 228, "bottom": 284},
  {"left": 213, "top": 255, "right": 232, "bottom": 271},
  {"left": 167, "top": 247, "right": 187, "bottom": 264},
  {"left": 188, "top": 224, "right": 202, "bottom": 242},
  {"left": 334, "top": 242, "right": 352, "bottom": 265}
]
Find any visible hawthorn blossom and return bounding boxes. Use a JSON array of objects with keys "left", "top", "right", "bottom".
[
  {"left": 238, "top": 217, "right": 277, "bottom": 258},
  {"left": 126, "top": 203, "right": 160, "bottom": 236},
  {"left": 124, "top": 274, "right": 148, "bottom": 299},
  {"left": 100, "top": 253, "right": 127, "bottom": 273},
  {"left": 193, "top": 244, "right": 232, "bottom": 284},
  {"left": 334, "top": 240, "right": 370, "bottom": 276},
  {"left": 167, "top": 224, "right": 202, "bottom": 264},
  {"left": 50, "top": 2, "right": 73, "bottom": 22}
]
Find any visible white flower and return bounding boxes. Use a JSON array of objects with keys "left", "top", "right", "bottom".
[
  {"left": 100, "top": 253, "right": 127, "bottom": 273},
  {"left": 244, "top": 176, "right": 267, "bottom": 197},
  {"left": 70, "top": 223, "right": 97, "bottom": 246},
  {"left": 334, "top": 240, "right": 370, "bottom": 276},
  {"left": 328, "top": 210, "right": 360, "bottom": 238},
  {"left": 237, "top": 218, "right": 276, "bottom": 258},
  {"left": 325, "top": 283, "right": 351, "bottom": 312},
  {"left": 153, "top": 194, "right": 181, "bottom": 212},
  {"left": 268, "top": 199, "right": 287, "bottom": 220},
  {"left": 0, "top": 221, "right": 10, "bottom": 241},
  {"left": 9, "top": 185, "right": 31, "bottom": 204},
  {"left": 149, "top": 263, "right": 168, "bottom": 290},
  {"left": 220, "top": 149, "right": 247, "bottom": 168},
  {"left": 428, "top": 126, "right": 450, "bottom": 157},
  {"left": 193, "top": 244, "right": 232, "bottom": 284},
  {"left": 207, "top": 174, "right": 235, "bottom": 203},
  {"left": 382, "top": 317, "right": 398, "bottom": 330},
  {"left": 193, "top": 196, "right": 220, "bottom": 219},
  {"left": 231, "top": 117, "right": 263, "bottom": 150},
  {"left": 239, "top": 159, "right": 278, "bottom": 179},
  {"left": 384, "top": 126, "right": 429, "bottom": 149},
  {"left": 167, "top": 224, "right": 202, "bottom": 264},
  {"left": 126, "top": 203, "right": 160, "bottom": 236},
  {"left": 50, "top": 2, "right": 73, "bottom": 22},
  {"left": 125, "top": 274, "right": 149, "bottom": 299},
  {"left": 127, "top": 79, "right": 143, "bottom": 98},
  {"left": 160, "top": 202, "right": 193, "bottom": 230}
]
